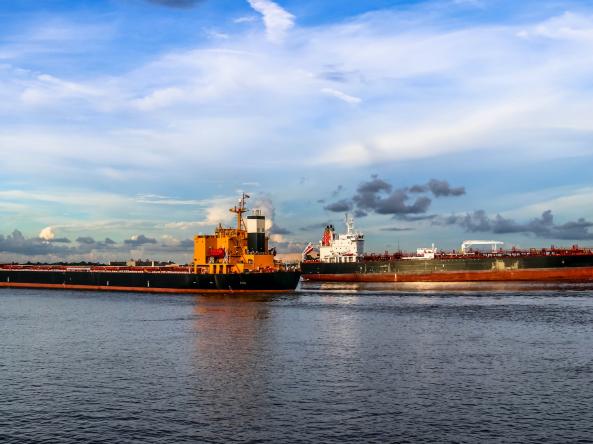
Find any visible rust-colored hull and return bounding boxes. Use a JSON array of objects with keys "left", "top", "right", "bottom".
[{"left": 303, "top": 267, "right": 593, "bottom": 282}]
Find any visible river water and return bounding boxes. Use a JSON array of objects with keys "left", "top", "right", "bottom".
[{"left": 2, "top": 282, "right": 593, "bottom": 443}]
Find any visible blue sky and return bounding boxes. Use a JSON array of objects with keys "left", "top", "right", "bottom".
[{"left": 2, "top": 0, "right": 593, "bottom": 262}]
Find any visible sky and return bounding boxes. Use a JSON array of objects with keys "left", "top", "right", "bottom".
[{"left": 2, "top": 0, "right": 593, "bottom": 263}]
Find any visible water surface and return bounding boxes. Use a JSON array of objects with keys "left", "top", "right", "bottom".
[{"left": 2, "top": 282, "right": 593, "bottom": 443}]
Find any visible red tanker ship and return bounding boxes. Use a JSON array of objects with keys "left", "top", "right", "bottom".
[{"left": 300, "top": 216, "right": 593, "bottom": 282}]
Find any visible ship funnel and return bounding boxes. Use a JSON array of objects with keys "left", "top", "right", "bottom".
[{"left": 247, "top": 209, "right": 266, "bottom": 253}]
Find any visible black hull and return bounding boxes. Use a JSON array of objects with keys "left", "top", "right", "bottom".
[
  {"left": 301, "top": 255, "right": 593, "bottom": 282},
  {"left": 0, "top": 270, "right": 301, "bottom": 293}
]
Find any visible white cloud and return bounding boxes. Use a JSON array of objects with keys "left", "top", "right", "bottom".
[
  {"left": 2, "top": 21, "right": 587, "bottom": 201},
  {"left": 321, "top": 87, "right": 362, "bottom": 104},
  {"left": 234, "top": 15, "right": 257, "bottom": 24},
  {"left": 132, "top": 87, "right": 185, "bottom": 111},
  {"left": 135, "top": 194, "right": 205, "bottom": 205},
  {"left": 3, "top": 7, "right": 593, "bottom": 177},
  {"left": 506, "top": 187, "right": 593, "bottom": 221},
  {"left": 164, "top": 221, "right": 202, "bottom": 230},
  {"left": 517, "top": 12, "right": 593, "bottom": 41},
  {"left": 161, "top": 234, "right": 181, "bottom": 247},
  {"left": 39, "top": 226, "right": 55, "bottom": 241},
  {"left": 20, "top": 74, "right": 102, "bottom": 106},
  {"left": 164, "top": 197, "right": 237, "bottom": 230},
  {"left": 247, "top": 0, "right": 295, "bottom": 43},
  {"left": 204, "top": 29, "right": 231, "bottom": 40}
]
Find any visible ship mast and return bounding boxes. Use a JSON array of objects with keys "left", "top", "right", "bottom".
[
  {"left": 230, "top": 192, "right": 249, "bottom": 231},
  {"left": 345, "top": 213, "right": 354, "bottom": 235}
]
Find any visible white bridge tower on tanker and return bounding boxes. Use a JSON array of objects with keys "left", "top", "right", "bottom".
[{"left": 317, "top": 215, "right": 365, "bottom": 263}]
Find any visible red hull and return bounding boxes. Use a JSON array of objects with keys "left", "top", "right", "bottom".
[{"left": 302, "top": 267, "right": 593, "bottom": 282}]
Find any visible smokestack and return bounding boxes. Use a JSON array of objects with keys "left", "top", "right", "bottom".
[{"left": 247, "top": 210, "right": 266, "bottom": 253}]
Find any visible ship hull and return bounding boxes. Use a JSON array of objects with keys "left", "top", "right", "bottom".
[
  {"left": 301, "top": 255, "right": 593, "bottom": 282},
  {"left": 0, "top": 269, "right": 301, "bottom": 293}
]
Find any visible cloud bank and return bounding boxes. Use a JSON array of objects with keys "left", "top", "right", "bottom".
[
  {"left": 438, "top": 210, "right": 593, "bottom": 240},
  {"left": 0, "top": 230, "right": 194, "bottom": 263},
  {"left": 323, "top": 176, "right": 465, "bottom": 218}
]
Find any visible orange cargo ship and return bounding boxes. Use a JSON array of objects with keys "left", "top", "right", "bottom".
[{"left": 0, "top": 194, "right": 300, "bottom": 293}]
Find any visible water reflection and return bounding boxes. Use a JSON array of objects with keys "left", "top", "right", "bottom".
[
  {"left": 188, "top": 292, "right": 368, "bottom": 439},
  {"left": 303, "top": 280, "right": 593, "bottom": 294},
  {"left": 189, "top": 294, "right": 286, "bottom": 435},
  {"left": 191, "top": 294, "right": 276, "bottom": 370}
]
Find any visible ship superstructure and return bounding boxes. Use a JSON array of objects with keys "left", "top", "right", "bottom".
[
  {"left": 193, "top": 193, "right": 279, "bottom": 274},
  {"left": 318, "top": 215, "right": 364, "bottom": 263}
]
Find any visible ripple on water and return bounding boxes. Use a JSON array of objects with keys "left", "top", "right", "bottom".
[{"left": 1, "top": 286, "right": 593, "bottom": 442}]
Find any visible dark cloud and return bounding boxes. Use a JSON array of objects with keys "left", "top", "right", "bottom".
[
  {"left": 357, "top": 175, "right": 392, "bottom": 194},
  {"left": 146, "top": 0, "right": 202, "bottom": 8},
  {"left": 331, "top": 185, "right": 344, "bottom": 197},
  {"left": 438, "top": 209, "right": 593, "bottom": 240},
  {"left": 323, "top": 175, "right": 465, "bottom": 218},
  {"left": 410, "top": 179, "right": 465, "bottom": 197},
  {"left": 300, "top": 221, "right": 333, "bottom": 231},
  {"left": 0, "top": 231, "right": 128, "bottom": 257},
  {"left": 409, "top": 184, "right": 427, "bottom": 193},
  {"left": 0, "top": 230, "right": 194, "bottom": 261},
  {"left": 268, "top": 240, "right": 308, "bottom": 254},
  {"left": 427, "top": 179, "right": 465, "bottom": 197},
  {"left": 151, "top": 238, "right": 194, "bottom": 253},
  {"left": 397, "top": 214, "right": 438, "bottom": 222},
  {"left": 352, "top": 176, "right": 431, "bottom": 216},
  {"left": 373, "top": 192, "right": 431, "bottom": 215},
  {"left": 324, "top": 199, "right": 353, "bottom": 212},
  {"left": 320, "top": 70, "right": 348, "bottom": 82},
  {"left": 0, "top": 230, "right": 72, "bottom": 256},
  {"left": 179, "top": 239, "right": 193, "bottom": 249},
  {"left": 380, "top": 227, "right": 414, "bottom": 232},
  {"left": 50, "top": 237, "right": 71, "bottom": 243},
  {"left": 250, "top": 194, "right": 291, "bottom": 236},
  {"left": 75, "top": 236, "right": 117, "bottom": 250},
  {"left": 270, "top": 225, "right": 292, "bottom": 235},
  {"left": 441, "top": 209, "right": 491, "bottom": 232},
  {"left": 124, "top": 234, "right": 158, "bottom": 247}
]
